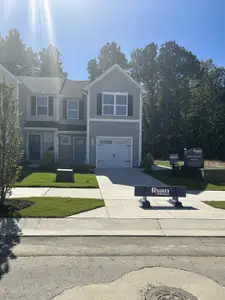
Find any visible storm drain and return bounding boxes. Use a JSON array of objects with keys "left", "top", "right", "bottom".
[{"left": 145, "top": 286, "right": 198, "bottom": 300}]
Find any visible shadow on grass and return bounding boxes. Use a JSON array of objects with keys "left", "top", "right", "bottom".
[
  {"left": 0, "top": 217, "right": 21, "bottom": 281},
  {"left": 145, "top": 170, "right": 208, "bottom": 193}
]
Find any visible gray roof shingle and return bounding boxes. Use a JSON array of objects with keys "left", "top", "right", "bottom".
[
  {"left": 18, "top": 76, "right": 64, "bottom": 94},
  {"left": 61, "top": 80, "right": 88, "bottom": 98}
]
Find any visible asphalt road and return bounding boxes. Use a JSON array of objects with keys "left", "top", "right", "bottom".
[{"left": 0, "top": 237, "right": 225, "bottom": 300}]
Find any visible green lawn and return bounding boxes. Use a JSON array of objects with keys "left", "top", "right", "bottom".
[
  {"left": 204, "top": 201, "right": 225, "bottom": 210},
  {"left": 2, "top": 197, "right": 104, "bottom": 217},
  {"left": 16, "top": 172, "right": 99, "bottom": 188},
  {"left": 145, "top": 170, "right": 225, "bottom": 191}
]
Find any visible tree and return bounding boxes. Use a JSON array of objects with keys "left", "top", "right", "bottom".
[
  {"left": 130, "top": 43, "right": 159, "bottom": 156},
  {"left": 0, "top": 82, "right": 23, "bottom": 208},
  {"left": 87, "top": 42, "right": 128, "bottom": 81},
  {"left": 39, "top": 44, "right": 67, "bottom": 77},
  {"left": 0, "top": 29, "right": 27, "bottom": 76}
]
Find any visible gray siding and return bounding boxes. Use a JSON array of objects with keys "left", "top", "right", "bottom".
[
  {"left": 89, "top": 121, "right": 140, "bottom": 167},
  {"left": 89, "top": 68, "right": 141, "bottom": 120},
  {"left": 58, "top": 134, "right": 86, "bottom": 165},
  {"left": 58, "top": 95, "right": 87, "bottom": 126}
]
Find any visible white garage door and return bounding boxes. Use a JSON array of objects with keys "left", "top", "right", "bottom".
[{"left": 96, "top": 137, "right": 132, "bottom": 168}]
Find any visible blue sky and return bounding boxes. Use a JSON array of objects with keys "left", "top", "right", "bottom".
[{"left": 0, "top": 0, "right": 225, "bottom": 79}]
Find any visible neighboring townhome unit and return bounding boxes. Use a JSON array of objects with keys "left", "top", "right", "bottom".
[
  {"left": 0, "top": 63, "right": 144, "bottom": 168},
  {"left": 84, "top": 64, "right": 144, "bottom": 168}
]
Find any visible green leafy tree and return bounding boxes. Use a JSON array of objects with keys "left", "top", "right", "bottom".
[
  {"left": 0, "top": 82, "right": 23, "bottom": 208},
  {"left": 87, "top": 42, "right": 128, "bottom": 81},
  {"left": 0, "top": 29, "right": 27, "bottom": 75},
  {"left": 39, "top": 44, "right": 67, "bottom": 77}
]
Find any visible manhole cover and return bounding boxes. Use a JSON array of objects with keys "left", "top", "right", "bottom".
[{"left": 145, "top": 286, "right": 198, "bottom": 300}]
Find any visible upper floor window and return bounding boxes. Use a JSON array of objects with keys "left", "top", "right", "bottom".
[
  {"left": 36, "top": 96, "right": 48, "bottom": 116},
  {"left": 67, "top": 100, "right": 79, "bottom": 119},
  {"left": 102, "top": 93, "right": 128, "bottom": 116}
]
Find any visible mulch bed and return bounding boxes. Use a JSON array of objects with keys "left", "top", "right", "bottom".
[{"left": 1, "top": 199, "right": 34, "bottom": 213}]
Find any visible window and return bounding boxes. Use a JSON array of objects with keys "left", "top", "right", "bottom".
[
  {"left": 36, "top": 96, "right": 48, "bottom": 116},
  {"left": 99, "top": 139, "right": 112, "bottom": 145},
  {"left": 102, "top": 93, "right": 128, "bottom": 116},
  {"left": 67, "top": 100, "right": 79, "bottom": 119},
  {"left": 60, "top": 135, "right": 71, "bottom": 145},
  {"left": 44, "top": 132, "right": 54, "bottom": 142}
]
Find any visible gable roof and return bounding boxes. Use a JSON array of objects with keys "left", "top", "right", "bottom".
[
  {"left": 84, "top": 64, "right": 144, "bottom": 91},
  {"left": 0, "top": 64, "right": 21, "bottom": 84},
  {"left": 61, "top": 79, "right": 88, "bottom": 98},
  {"left": 17, "top": 76, "right": 64, "bottom": 94}
]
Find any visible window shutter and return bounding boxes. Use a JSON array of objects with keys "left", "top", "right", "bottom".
[
  {"left": 31, "top": 96, "right": 36, "bottom": 115},
  {"left": 128, "top": 95, "right": 133, "bottom": 116},
  {"left": 48, "top": 96, "right": 53, "bottom": 116},
  {"left": 63, "top": 100, "right": 67, "bottom": 119},
  {"left": 79, "top": 99, "right": 84, "bottom": 119},
  {"left": 97, "top": 93, "right": 102, "bottom": 115}
]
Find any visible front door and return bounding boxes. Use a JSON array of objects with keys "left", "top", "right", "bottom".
[
  {"left": 29, "top": 134, "right": 41, "bottom": 161},
  {"left": 73, "top": 137, "right": 86, "bottom": 164}
]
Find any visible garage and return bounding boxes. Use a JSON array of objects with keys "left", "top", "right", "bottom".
[{"left": 96, "top": 137, "right": 132, "bottom": 168}]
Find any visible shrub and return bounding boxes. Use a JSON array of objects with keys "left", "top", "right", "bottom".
[
  {"left": 142, "top": 153, "right": 154, "bottom": 170},
  {"left": 40, "top": 151, "right": 55, "bottom": 171}
]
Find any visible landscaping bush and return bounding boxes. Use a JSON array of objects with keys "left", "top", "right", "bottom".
[
  {"left": 203, "top": 168, "right": 225, "bottom": 183},
  {"left": 141, "top": 153, "right": 154, "bottom": 170},
  {"left": 40, "top": 151, "right": 55, "bottom": 171},
  {"left": 71, "top": 164, "right": 95, "bottom": 174}
]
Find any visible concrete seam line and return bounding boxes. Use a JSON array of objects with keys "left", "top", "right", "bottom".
[{"left": 157, "top": 219, "right": 166, "bottom": 236}]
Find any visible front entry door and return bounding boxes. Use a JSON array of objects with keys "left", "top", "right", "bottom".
[
  {"left": 29, "top": 134, "right": 41, "bottom": 161},
  {"left": 73, "top": 137, "right": 86, "bottom": 164}
]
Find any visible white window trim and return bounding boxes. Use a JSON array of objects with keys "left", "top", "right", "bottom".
[
  {"left": 67, "top": 100, "right": 79, "bottom": 119},
  {"left": 60, "top": 135, "right": 71, "bottom": 145},
  {"left": 36, "top": 96, "right": 49, "bottom": 116},
  {"left": 102, "top": 92, "right": 128, "bottom": 116},
  {"left": 44, "top": 131, "right": 54, "bottom": 142}
]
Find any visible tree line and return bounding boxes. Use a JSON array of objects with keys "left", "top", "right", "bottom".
[
  {"left": 1, "top": 29, "right": 225, "bottom": 160},
  {"left": 0, "top": 29, "right": 67, "bottom": 77}
]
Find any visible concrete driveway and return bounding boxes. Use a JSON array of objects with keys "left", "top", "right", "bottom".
[{"left": 95, "top": 168, "right": 166, "bottom": 200}]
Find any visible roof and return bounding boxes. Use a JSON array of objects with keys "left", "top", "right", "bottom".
[
  {"left": 18, "top": 76, "right": 64, "bottom": 94},
  {"left": 61, "top": 80, "right": 89, "bottom": 98},
  {"left": 84, "top": 64, "right": 145, "bottom": 92},
  {"left": 24, "top": 121, "right": 86, "bottom": 132},
  {"left": 0, "top": 64, "right": 21, "bottom": 83}
]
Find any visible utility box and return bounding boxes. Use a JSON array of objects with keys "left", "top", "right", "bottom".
[{"left": 56, "top": 169, "right": 75, "bottom": 183}]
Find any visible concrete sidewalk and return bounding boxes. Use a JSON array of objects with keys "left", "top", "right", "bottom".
[
  {"left": 10, "top": 187, "right": 102, "bottom": 199},
  {"left": 1, "top": 217, "right": 225, "bottom": 237}
]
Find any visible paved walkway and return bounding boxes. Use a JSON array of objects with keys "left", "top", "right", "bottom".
[
  {"left": 1, "top": 217, "right": 225, "bottom": 236},
  {"left": 10, "top": 187, "right": 102, "bottom": 199},
  {"left": 92, "top": 168, "right": 225, "bottom": 219}
]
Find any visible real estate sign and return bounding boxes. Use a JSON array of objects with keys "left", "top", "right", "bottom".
[{"left": 184, "top": 147, "right": 204, "bottom": 168}]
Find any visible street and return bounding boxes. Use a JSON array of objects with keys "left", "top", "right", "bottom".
[{"left": 1, "top": 237, "right": 225, "bottom": 299}]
